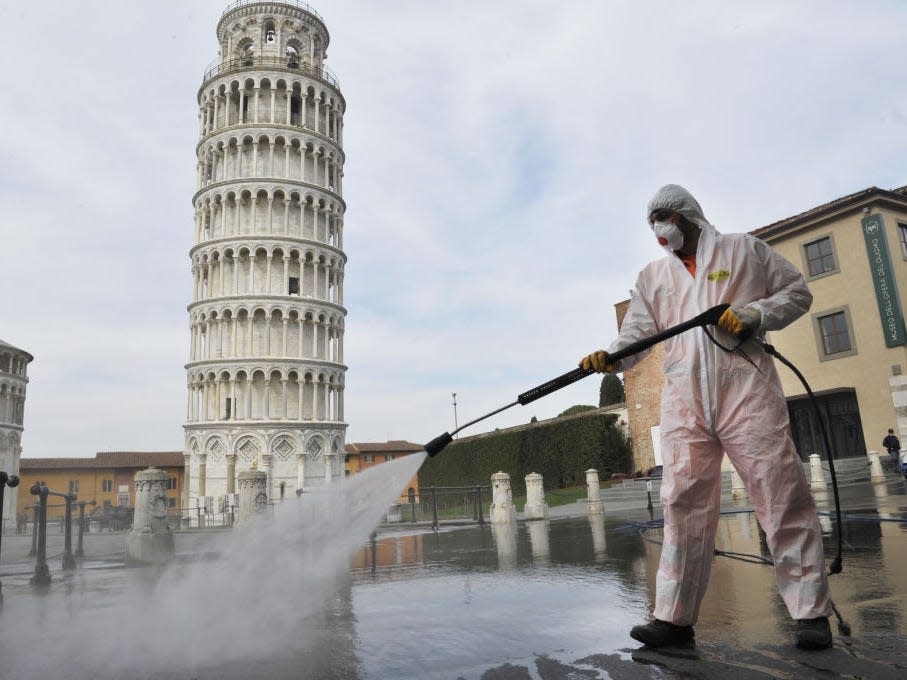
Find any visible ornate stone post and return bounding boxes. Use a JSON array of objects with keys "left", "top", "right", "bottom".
[
  {"left": 586, "top": 468, "right": 604, "bottom": 515},
  {"left": 125, "top": 467, "right": 174, "bottom": 565},
  {"left": 523, "top": 472, "right": 548, "bottom": 520},
  {"left": 237, "top": 468, "right": 268, "bottom": 525},
  {"left": 490, "top": 471, "right": 516, "bottom": 524}
]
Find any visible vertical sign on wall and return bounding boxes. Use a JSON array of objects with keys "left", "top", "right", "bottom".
[{"left": 862, "top": 213, "right": 907, "bottom": 347}]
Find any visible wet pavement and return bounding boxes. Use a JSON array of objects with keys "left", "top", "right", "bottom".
[{"left": 2, "top": 478, "right": 907, "bottom": 679}]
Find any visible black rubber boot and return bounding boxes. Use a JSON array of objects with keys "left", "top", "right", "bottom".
[
  {"left": 796, "top": 617, "right": 833, "bottom": 650},
  {"left": 630, "top": 619, "right": 695, "bottom": 648}
]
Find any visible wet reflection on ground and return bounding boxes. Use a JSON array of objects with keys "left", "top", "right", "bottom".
[
  {"left": 2, "top": 480, "right": 907, "bottom": 678},
  {"left": 350, "top": 480, "right": 907, "bottom": 679}
]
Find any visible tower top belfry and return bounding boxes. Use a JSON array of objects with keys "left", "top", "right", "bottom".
[{"left": 213, "top": 1, "right": 330, "bottom": 76}]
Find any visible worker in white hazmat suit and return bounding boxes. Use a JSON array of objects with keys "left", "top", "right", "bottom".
[{"left": 580, "top": 184, "right": 832, "bottom": 650}]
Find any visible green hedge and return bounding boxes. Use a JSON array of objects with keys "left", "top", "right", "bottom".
[{"left": 418, "top": 412, "right": 633, "bottom": 496}]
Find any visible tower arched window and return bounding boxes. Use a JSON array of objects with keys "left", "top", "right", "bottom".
[{"left": 265, "top": 21, "right": 276, "bottom": 44}]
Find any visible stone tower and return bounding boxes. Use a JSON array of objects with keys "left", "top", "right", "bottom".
[
  {"left": 0, "top": 340, "right": 32, "bottom": 526},
  {"left": 185, "top": 0, "right": 347, "bottom": 510}
]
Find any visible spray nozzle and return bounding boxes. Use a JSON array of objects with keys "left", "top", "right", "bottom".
[{"left": 424, "top": 432, "right": 453, "bottom": 457}]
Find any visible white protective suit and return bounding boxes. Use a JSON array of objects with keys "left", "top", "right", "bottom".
[{"left": 612, "top": 185, "right": 831, "bottom": 626}]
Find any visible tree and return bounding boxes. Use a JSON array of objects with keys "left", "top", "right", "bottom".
[
  {"left": 559, "top": 405, "right": 597, "bottom": 417},
  {"left": 599, "top": 373, "right": 625, "bottom": 407}
]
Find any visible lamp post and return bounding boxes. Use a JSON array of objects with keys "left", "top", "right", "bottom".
[
  {"left": 75, "top": 499, "right": 96, "bottom": 558},
  {"left": 28, "top": 502, "right": 39, "bottom": 556},
  {"left": 0, "top": 471, "right": 21, "bottom": 606},
  {"left": 452, "top": 392, "right": 458, "bottom": 438},
  {"left": 30, "top": 483, "right": 51, "bottom": 587}
]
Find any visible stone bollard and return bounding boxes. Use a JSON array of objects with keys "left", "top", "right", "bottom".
[
  {"left": 809, "top": 454, "right": 827, "bottom": 491},
  {"left": 385, "top": 503, "right": 402, "bottom": 523},
  {"left": 490, "top": 472, "right": 516, "bottom": 524},
  {"left": 586, "top": 469, "right": 604, "bottom": 515},
  {"left": 868, "top": 451, "right": 886, "bottom": 482},
  {"left": 126, "top": 467, "right": 175, "bottom": 565},
  {"left": 730, "top": 468, "right": 746, "bottom": 499},
  {"left": 523, "top": 472, "right": 549, "bottom": 520},
  {"left": 237, "top": 469, "right": 269, "bottom": 526}
]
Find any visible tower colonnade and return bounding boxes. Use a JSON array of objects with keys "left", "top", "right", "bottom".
[
  {"left": 186, "top": 366, "right": 343, "bottom": 423},
  {"left": 190, "top": 243, "right": 344, "bottom": 303},
  {"left": 198, "top": 75, "right": 344, "bottom": 145},
  {"left": 196, "top": 131, "right": 344, "bottom": 197},
  {"left": 188, "top": 304, "right": 344, "bottom": 363},
  {"left": 185, "top": 1, "right": 347, "bottom": 507},
  {"left": 194, "top": 184, "right": 343, "bottom": 246}
]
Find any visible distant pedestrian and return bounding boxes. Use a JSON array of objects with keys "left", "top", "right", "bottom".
[{"left": 883, "top": 428, "right": 901, "bottom": 469}]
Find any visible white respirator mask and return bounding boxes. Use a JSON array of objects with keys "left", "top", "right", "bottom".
[{"left": 652, "top": 219, "right": 684, "bottom": 252}]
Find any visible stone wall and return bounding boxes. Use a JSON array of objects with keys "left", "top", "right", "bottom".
[{"left": 615, "top": 300, "right": 664, "bottom": 473}]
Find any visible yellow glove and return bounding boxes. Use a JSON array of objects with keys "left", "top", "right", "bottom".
[
  {"left": 718, "top": 305, "right": 761, "bottom": 339},
  {"left": 579, "top": 350, "right": 617, "bottom": 373}
]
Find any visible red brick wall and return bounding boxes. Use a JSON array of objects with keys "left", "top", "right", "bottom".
[{"left": 616, "top": 300, "right": 664, "bottom": 472}]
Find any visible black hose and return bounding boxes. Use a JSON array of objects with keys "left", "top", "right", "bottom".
[
  {"left": 425, "top": 304, "right": 730, "bottom": 456},
  {"left": 757, "top": 339, "right": 844, "bottom": 575}
]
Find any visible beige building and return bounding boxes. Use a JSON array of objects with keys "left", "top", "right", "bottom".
[
  {"left": 753, "top": 185, "right": 907, "bottom": 458},
  {"left": 17, "top": 452, "right": 185, "bottom": 519},
  {"left": 620, "top": 184, "right": 907, "bottom": 470}
]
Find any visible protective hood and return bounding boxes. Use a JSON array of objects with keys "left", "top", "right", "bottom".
[{"left": 647, "top": 184, "right": 708, "bottom": 227}]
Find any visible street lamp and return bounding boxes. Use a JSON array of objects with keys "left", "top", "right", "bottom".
[{"left": 452, "top": 392, "right": 458, "bottom": 438}]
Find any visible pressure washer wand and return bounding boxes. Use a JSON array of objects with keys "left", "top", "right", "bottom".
[{"left": 424, "top": 303, "right": 730, "bottom": 456}]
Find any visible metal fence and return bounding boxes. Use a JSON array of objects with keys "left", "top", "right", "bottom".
[{"left": 393, "top": 486, "right": 492, "bottom": 529}]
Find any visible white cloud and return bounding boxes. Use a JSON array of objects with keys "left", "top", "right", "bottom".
[{"left": 2, "top": 1, "right": 905, "bottom": 455}]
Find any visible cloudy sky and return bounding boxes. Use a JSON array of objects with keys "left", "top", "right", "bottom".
[{"left": 2, "top": 1, "right": 905, "bottom": 457}]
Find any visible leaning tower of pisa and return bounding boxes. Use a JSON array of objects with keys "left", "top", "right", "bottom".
[{"left": 184, "top": 0, "right": 347, "bottom": 510}]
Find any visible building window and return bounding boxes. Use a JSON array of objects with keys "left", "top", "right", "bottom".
[
  {"left": 813, "top": 306, "right": 857, "bottom": 361},
  {"left": 224, "top": 397, "right": 232, "bottom": 420},
  {"left": 168, "top": 497, "right": 176, "bottom": 507},
  {"left": 102, "top": 479, "right": 113, "bottom": 492},
  {"left": 168, "top": 477, "right": 177, "bottom": 490},
  {"left": 804, "top": 236, "right": 837, "bottom": 278},
  {"left": 363, "top": 454, "right": 374, "bottom": 463},
  {"left": 819, "top": 312, "right": 851, "bottom": 354},
  {"left": 68, "top": 480, "right": 79, "bottom": 493},
  {"left": 385, "top": 454, "right": 394, "bottom": 462},
  {"left": 898, "top": 223, "right": 907, "bottom": 259},
  {"left": 288, "top": 277, "right": 300, "bottom": 295}
]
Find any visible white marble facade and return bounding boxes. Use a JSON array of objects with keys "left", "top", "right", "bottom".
[
  {"left": 185, "top": 1, "right": 347, "bottom": 509},
  {"left": 0, "top": 340, "right": 32, "bottom": 527}
]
